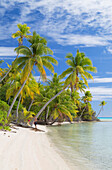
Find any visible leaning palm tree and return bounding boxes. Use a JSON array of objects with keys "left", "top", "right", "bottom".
[
  {"left": 0, "top": 24, "right": 31, "bottom": 83},
  {"left": 6, "top": 72, "right": 39, "bottom": 121},
  {"left": 59, "top": 50, "right": 97, "bottom": 91},
  {"left": 33, "top": 50, "right": 97, "bottom": 120},
  {"left": 96, "top": 101, "right": 107, "bottom": 117},
  {"left": 7, "top": 32, "right": 58, "bottom": 117}
]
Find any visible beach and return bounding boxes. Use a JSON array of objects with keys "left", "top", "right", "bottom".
[{"left": 0, "top": 125, "right": 76, "bottom": 170}]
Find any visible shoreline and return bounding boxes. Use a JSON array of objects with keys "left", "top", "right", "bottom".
[
  {"left": 0, "top": 124, "right": 76, "bottom": 170},
  {"left": 0, "top": 120, "right": 110, "bottom": 170}
]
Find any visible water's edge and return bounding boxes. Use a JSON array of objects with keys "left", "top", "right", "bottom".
[{"left": 47, "top": 122, "right": 112, "bottom": 170}]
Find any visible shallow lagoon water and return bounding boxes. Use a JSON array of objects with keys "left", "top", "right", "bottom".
[{"left": 47, "top": 122, "right": 112, "bottom": 170}]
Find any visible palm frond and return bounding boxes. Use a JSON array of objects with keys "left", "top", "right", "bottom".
[
  {"left": 59, "top": 106, "right": 73, "bottom": 121},
  {"left": 52, "top": 108, "right": 59, "bottom": 119},
  {"left": 15, "top": 46, "right": 32, "bottom": 55},
  {"left": 83, "top": 66, "right": 97, "bottom": 73},
  {"left": 14, "top": 56, "right": 30, "bottom": 66},
  {"left": 41, "top": 56, "right": 58, "bottom": 65},
  {"left": 64, "top": 74, "right": 73, "bottom": 88},
  {"left": 81, "top": 74, "right": 88, "bottom": 87},
  {"left": 66, "top": 59, "right": 75, "bottom": 67},
  {"left": 81, "top": 57, "right": 92, "bottom": 66},
  {"left": 65, "top": 53, "right": 74, "bottom": 60},
  {"left": 59, "top": 68, "right": 73, "bottom": 79},
  {"left": 42, "top": 59, "right": 54, "bottom": 73}
]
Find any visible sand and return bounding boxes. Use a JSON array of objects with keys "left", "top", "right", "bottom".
[{"left": 0, "top": 124, "right": 77, "bottom": 170}]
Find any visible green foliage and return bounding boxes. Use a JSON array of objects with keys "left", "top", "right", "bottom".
[
  {"left": 12, "top": 23, "right": 31, "bottom": 45},
  {"left": 0, "top": 84, "right": 10, "bottom": 102},
  {"left": 0, "top": 23, "right": 97, "bottom": 123},
  {"left": 99, "top": 101, "right": 107, "bottom": 106},
  {"left": 0, "top": 101, "right": 10, "bottom": 130},
  {"left": 60, "top": 50, "right": 97, "bottom": 91},
  {"left": 17, "top": 108, "right": 35, "bottom": 124},
  {"left": 0, "top": 111, "right": 10, "bottom": 131},
  {"left": 0, "top": 100, "right": 9, "bottom": 112}
]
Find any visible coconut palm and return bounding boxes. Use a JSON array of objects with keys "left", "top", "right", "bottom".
[
  {"left": 78, "top": 91, "right": 92, "bottom": 120},
  {"left": 12, "top": 23, "right": 31, "bottom": 46},
  {"left": 7, "top": 32, "right": 58, "bottom": 117},
  {"left": 59, "top": 50, "right": 97, "bottom": 91},
  {"left": 50, "top": 93, "right": 76, "bottom": 124},
  {"left": 6, "top": 72, "right": 39, "bottom": 121},
  {"left": 96, "top": 101, "right": 107, "bottom": 117},
  {"left": 33, "top": 50, "right": 96, "bottom": 120},
  {"left": 0, "top": 24, "right": 31, "bottom": 83},
  {"left": 32, "top": 79, "right": 77, "bottom": 125},
  {"left": 31, "top": 73, "right": 64, "bottom": 122}
]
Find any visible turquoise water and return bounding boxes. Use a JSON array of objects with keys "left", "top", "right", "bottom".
[
  {"left": 98, "top": 117, "right": 112, "bottom": 120},
  {"left": 47, "top": 122, "right": 112, "bottom": 170}
]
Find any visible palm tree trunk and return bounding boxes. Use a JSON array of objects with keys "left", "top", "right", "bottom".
[
  {"left": 30, "top": 86, "right": 69, "bottom": 126},
  {"left": 45, "top": 106, "right": 49, "bottom": 123},
  {"left": 7, "top": 73, "right": 30, "bottom": 118},
  {"left": 49, "top": 117, "right": 58, "bottom": 125},
  {"left": 0, "top": 55, "right": 19, "bottom": 83},
  {"left": 0, "top": 67, "right": 12, "bottom": 83},
  {"left": 78, "top": 105, "right": 87, "bottom": 121},
  {"left": 16, "top": 95, "right": 21, "bottom": 122},
  {"left": 34, "top": 88, "right": 66, "bottom": 119},
  {"left": 96, "top": 106, "right": 103, "bottom": 117},
  {"left": 28, "top": 99, "right": 34, "bottom": 111},
  {"left": 8, "top": 97, "right": 10, "bottom": 105}
]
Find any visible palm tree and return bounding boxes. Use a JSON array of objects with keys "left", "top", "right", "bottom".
[
  {"left": 33, "top": 50, "right": 96, "bottom": 120},
  {"left": 32, "top": 75, "right": 77, "bottom": 125},
  {"left": 49, "top": 93, "right": 75, "bottom": 124},
  {"left": 96, "top": 101, "right": 107, "bottom": 117},
  {"left": 12, "top": 23, "right": 31, "bottom": 46},
  {"left": 0, "top": 24, "right": 31, "bottom": 83},
  {"left": 7, "top": 31, "right": 58, "bottom": 117},
  {"left": 6, "top": 73, "right": 39, "bottom": 121},
  {"left": 59, "top": 50, "right": 97, "bottom": 91},
  {"left": 78, "top": 91, "right": 92, "bottom": 120}
]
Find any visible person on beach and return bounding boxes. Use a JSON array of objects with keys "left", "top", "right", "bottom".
[
  {"left": 27, "top": 119, "right": 31, "bottom": 126},
  {"left": 34, "top": 117, "right": 38, "bottom": 128}
]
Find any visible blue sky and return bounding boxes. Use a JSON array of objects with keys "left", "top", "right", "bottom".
[{"left": 0, "top": 0, "right": 112, "bottom": 116}]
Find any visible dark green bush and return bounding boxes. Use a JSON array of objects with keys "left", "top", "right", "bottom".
[
  {"left": 0, "top": 100, "right": 10, "bottom": 130},
  {"left": 0, "top": 100, "right": 9, "bottom": 112},
  {"left": 0, "top": 110, "right": 10, "bottom": 131}
]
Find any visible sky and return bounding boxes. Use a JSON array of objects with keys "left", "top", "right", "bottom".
[{"left": 0, "top": 0, "right": 112, "bottom": 116}]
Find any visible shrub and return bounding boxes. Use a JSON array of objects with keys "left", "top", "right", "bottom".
[
  {"left": 0, "top": 100, "right": 10, "bottom": 130},
  {"left": 0, "top": 110, "right": 10, "bottom": 131}
]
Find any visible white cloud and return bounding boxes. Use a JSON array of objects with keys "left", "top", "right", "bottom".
[
  {"left": 88, "top": 77, "right": 112, "bottom": 83},
  {"left": 106, "top": 72, "right": 112, "bottom": 75},
  {"left": 0, "top": 57, "right": 15, "bottom": 60},
  {"left": 92, "top": 95, "right": 112, "bottom": 101},
  {"left": 107, "top": 47, "right": 112, "bottom": 54},
  {"left": 50, "top": 33, "right": 109, "bottom": 46},
  {"left": 87, "top": 86, "right": 112, "bottom": 101},
  {"left": 0, "top": 47, "right": 16, "bottom": 56},
  {"left": 1, "top": 0, "right": 112, "bottom": 47},
  {"left": 89, "top": 87, "right": 112, "bottom": 95}
]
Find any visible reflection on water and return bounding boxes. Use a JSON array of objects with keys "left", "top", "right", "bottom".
[{"left": 47, "top": 122, "right": 112, "bottom": 170}]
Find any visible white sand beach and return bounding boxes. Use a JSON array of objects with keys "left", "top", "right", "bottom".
[{"left": 0, "top": 125, "right": 78, "bottom": 170}]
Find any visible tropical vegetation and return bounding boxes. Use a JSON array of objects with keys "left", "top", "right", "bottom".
[{"left": 0, "top": 23, "right": 103, "bottom": 130}]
